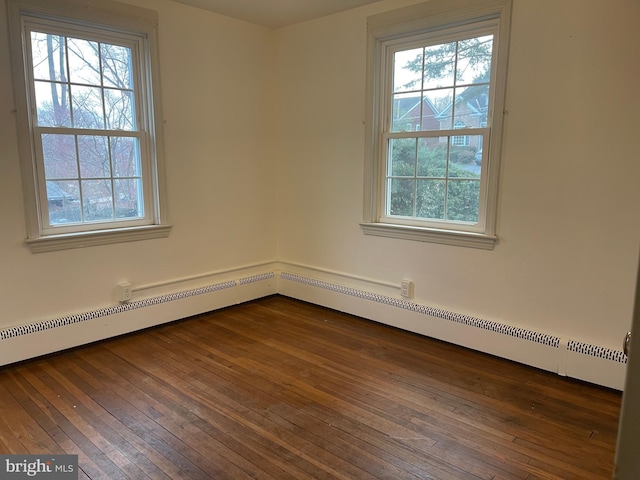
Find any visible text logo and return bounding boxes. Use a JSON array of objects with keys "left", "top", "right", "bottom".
[{"left": 0, "top": 455, "right": 77, "bottom": 479}]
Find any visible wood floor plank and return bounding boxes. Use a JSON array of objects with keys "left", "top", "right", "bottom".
[
  {"left": 15, "top": 365, "right": 142, "bottom": 479},
  {"left": 0, "top": 295, "right": 621, "bottom": 479},
  {"left": 138, "top": 336, "right": 385, "bottom": 479},
  {"left": 82, "top": 351, "right": 270, "bottom": 480},
  {"left": 68, "top": 353, "right": 218, "bottom": 480},
  {"left": 214, "top": 302, "right": 608, "bottom": 474},
  {"left": 110, "top": 332, "right": 393, "bottom": 479},
  {"left": 47, "top": 360, "right": 190, "bottom": 480},
  {"left": 150, "top": 322, "right": 478, "bottom": 479},
  {"left": 147, "top": 327, "right": 443, "bottom": 479}
]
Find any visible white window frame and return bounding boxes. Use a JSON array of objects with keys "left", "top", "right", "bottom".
[
  {"left": 7, "top": 0, "right": 171, "bottom": 253},
  {"left": 362, "top": 0, "right": 511, "bottom": 250}
]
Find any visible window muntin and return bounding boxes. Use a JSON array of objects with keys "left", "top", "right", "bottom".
[{"left": 381, "top": 29, "right": 496, "bottom": 231}]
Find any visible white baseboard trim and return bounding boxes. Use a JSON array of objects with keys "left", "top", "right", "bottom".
[
  {"left": 0, "top": 261, "right": 627, "bottom": 390},
  {"left": 0, "top": 264, "right": 279, "bottom": 367},
  {"left": 278, "top": 266, "right": 627, "bottom": 391}
]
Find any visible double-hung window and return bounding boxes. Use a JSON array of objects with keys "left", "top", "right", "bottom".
[
  {"left": 362, "top": 0, "right": 511, "bottom": 249},
  {"left": 7, "top": 0, "right": 170, "bottom": 252}
]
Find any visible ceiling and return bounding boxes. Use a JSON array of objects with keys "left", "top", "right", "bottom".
[{"left": 170, "top": 0, "right": 382, "bottom": 29}]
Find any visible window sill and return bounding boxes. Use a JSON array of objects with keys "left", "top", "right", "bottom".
[
  {"left": 360, "top": 222, "right": 497, "bottom": 250},
  {"left": 25, "top": 224, "right": 172, "bottom": 253}
]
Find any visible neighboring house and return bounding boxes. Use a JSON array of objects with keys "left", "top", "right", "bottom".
[
  {"left": 392, "top": 94, "right": 440, "bottom": 132},
  {"left": 393, "top": 89, "right": 488, "bottom": 155},
  {"left": 435, "top": 87, "right": 489, "bottom": 151}
]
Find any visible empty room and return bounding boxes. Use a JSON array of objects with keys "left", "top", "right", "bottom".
[{"left": 0, "top": 0, "right": 638, "bottom": 478}]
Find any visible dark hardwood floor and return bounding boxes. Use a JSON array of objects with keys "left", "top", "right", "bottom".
[{"left": 0, "top": 295, "right": 621, "bottom": 479}]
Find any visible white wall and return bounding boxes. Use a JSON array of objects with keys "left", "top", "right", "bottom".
[
  {"left": 0, "top": 0, "right": 278, "bottom": 325},
  {"left": 1, "top": 0, "right": 639, "bottom": 389},
  {"left": 275, "top": 0, "right": 640, "bottom": 384}
]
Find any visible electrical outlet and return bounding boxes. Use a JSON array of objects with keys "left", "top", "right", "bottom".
[
  {"left": 400, "top": 279, "right": 414, "bottom": 299},
  {"left": 118, "top": 282, "right": 133, "bottom": 303}
]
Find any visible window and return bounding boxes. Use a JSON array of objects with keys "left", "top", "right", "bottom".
[
  {"left": 362, "top": 0, "right": 511, "bottom": 249},
  {"left": 452, "top": 120, "right": 470, "bottom": 147},
  {"left": 7, "top": 0, "right": 170, "bottom": 252}
]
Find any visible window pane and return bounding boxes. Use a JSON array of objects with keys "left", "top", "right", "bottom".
[
  {"left": 31, "top": 32, "right": 66, "bottom": 82},
  {"left": 389, "top": 138, "right": 416, "bottom": 176},
  {"left": 453, "top": 84, "right": 489, "bottom": 128},
  {"left": 82, "top": 179, "right": 113, "bottom": 221},
  {"left": 42, "top": 134, "right": 78, "bottom": 179},
  {"left": 34, "top": 81, "right": 71, "bottom": 127},
  {"left": 71, "top": 85, "right": 105, "bottom": 129},
  {"left": 67, "top": 37, "right": 101, "bottom": 86},
  {"left": 456, "top": 36, "right": 493, "bottom": 85},
  {"left": 47, "top": 180, "right": 80, "bottom": 225},
  {"left": 78, "top": 135, "right": 110, "bottom": 178},
  {"left": 448, "top": 135, "right": 482, "bottom": 178},
  {"left": 391, "top": 92, "right": 421, "bottom": 132},
  {"left": 394, "top": 48, "right": 422, "bottom": 93},
  {"left": 422, "top": 88, "right": 453, "bottom": 131},
  {"left": 114, "top": 179, "right": 143, "bottom": 219},
  {"left": 388, "top": 178, "right": 414, "bottom": 216},
  {"left": 101, "top": 43, "right": 133, "bottom": 89},
  {"left": 416, "top": 179, "right": 445, "bottom": 220},
  {"left": 417, "top": 137, "right": 447, "bottom": 177},
  {"left": 423, "top": 42, "right": 456, "bottom": 89},
  {"left": 446, "top": 180, "right": 480, "bottom": 223},
  {"left": 105, "top": 88, "right": 135, "bottom": 130},
  {"left": 111, "top": 137, "right": 140, "bottom": 177}
]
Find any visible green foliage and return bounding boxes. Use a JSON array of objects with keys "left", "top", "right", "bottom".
[
  {"left": 401, "top": 37, "right": 493, "bottom": 89},
  {"left": 444, "top": 180, "right": 480, "bottom": 222},
  {"left": 451, "top": 147, "right": 476, "bottom": 166},
  {"left": 388, "top": 138, "right": 480, "bottom": 223}
]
